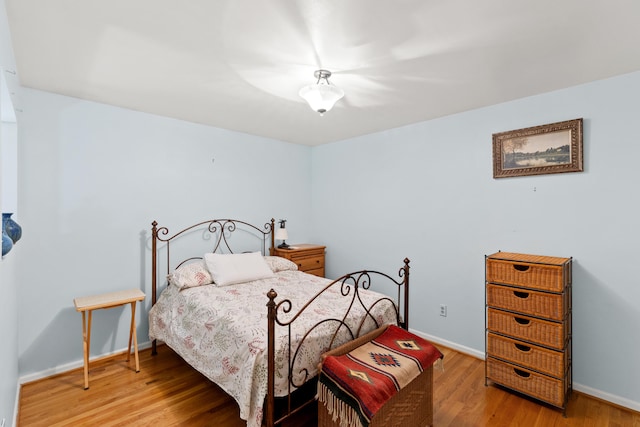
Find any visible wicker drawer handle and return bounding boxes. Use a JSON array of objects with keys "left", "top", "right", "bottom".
[
  {"left": 513, "top": 291, "right": 530, "bottom": 299},
  {"left": 514, "top": 317, "right": 531, "bottom": 326},
  {"left": 514, "top": 368, "right": 531, "bottom": 379},
  {"left": 513, "top": 264, "right": 530, "bottom": 272},
  {"left": 514, "top": 343, "right": 531, "bottom": 352}
]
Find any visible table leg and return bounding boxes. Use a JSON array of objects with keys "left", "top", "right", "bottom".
[
  {"left": 87, "top": 310, "right": 92, "bottom": 364},
  {"left": 127, "top": 303, "right": 133, "bottom": 362},
  {"left": 129, "top": 301, "right": 140, "bottom": 372},
  {"left": 82, "top": 310, "right": 92, "bottom": 390}
]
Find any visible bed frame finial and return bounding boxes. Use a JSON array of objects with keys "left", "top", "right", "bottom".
[{"left": 269, "top": 218, "right": 275, "bottom": 255}]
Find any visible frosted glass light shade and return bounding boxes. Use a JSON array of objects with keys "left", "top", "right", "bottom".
[
  {"left": 299, "top": 83, "right": 344, "bottom": 115},
  {"left": 299, "top": 70, "right": 344, "bottom": 115}
]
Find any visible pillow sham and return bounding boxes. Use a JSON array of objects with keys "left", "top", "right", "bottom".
[
  {"left": 204, "top": 252, "right": 275, "bottom": 287},
  {"left": 168, "top": 260, "right": 213, "bottom": 290},
  {"left": 264, "top": 256, "right": 298, "bottom": 273}
]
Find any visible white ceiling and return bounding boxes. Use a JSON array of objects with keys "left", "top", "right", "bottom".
[{"left": 6, "top": 0, "right": 640, "bottom": 145}]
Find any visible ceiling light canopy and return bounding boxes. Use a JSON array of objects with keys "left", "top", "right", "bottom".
[{"left": 299, "top": 69, "right": 344, "bottom": 115}]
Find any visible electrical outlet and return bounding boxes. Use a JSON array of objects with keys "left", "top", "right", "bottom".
[{"left": 439, "top": 304, "right": 447, "bottom": 317}]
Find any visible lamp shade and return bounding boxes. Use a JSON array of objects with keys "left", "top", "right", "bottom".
[{"left": 275, "top": 227, "right": 288, "bottom": 241}]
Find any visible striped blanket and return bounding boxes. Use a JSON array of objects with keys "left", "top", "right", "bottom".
[{"left": 318, "top": 325, "right": 443, "bottom": 427}]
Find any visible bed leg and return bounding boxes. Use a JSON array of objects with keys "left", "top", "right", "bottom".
[{"left": 266, "top": 289, "right": 277, "bottom": 427}]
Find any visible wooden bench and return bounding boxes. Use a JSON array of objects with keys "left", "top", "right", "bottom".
[{"left": 317, "top": 325, "right": 442, "bottom": 427}]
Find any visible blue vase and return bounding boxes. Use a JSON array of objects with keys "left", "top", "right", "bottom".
[
  {"left": 1, "top": 228, "right": 12, "bottom": 256},
  {"left": 2, "top": 213, "right": 22, "bottom": 243}
]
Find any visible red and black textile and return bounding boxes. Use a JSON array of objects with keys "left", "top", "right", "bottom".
[{"left": 318, "top": 325, "right": 443, "bottom": 427}]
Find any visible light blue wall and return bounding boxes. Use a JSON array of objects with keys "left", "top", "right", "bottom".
[
  {"left": 0, "top": 120, "right": 18, "bottom": 427},
  {"left": 0, "top": 214, "right": 18, "bottom": 426},
  {"left": 16, "top": 88, "right": 314, "bottom": 379},
  {"left": 1, "top": 0, "right": 19, "bottom": 425},
  {"left": 311, "top": 71, "right": 640, "bottom": 409},
  {"left": 0, "top": 252, "right": 17, "bottom": 427}
]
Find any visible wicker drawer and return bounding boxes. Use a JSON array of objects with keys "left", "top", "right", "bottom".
[
  {"left": 487, "top": 308, "right": 567, "bottom": 350},
  {"left": 487, "top": 357, "right": 565, "bottom": 408},
  {"left": 486, "top": 257, "right": 567, "bottom": 292},
  {"left": 487, "top": 333, "right": 566, "bottom": 378},
  {"left": 486, "top": 284, "right": 566, "bottom": 320}
]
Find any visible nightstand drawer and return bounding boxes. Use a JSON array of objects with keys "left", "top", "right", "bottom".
[
  {"left": 294, "top": 255, "right": 324, "bottom": 272},
  {"left": 487, "top": 284, "right": 566, "bottom": 320},
  {"left": 305, "top": 267, "right": 325, "bottom": 277}
]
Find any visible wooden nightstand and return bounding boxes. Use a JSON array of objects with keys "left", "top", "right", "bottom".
[{"left": 272, "top": 244, "right": 326, "bottom": 277}]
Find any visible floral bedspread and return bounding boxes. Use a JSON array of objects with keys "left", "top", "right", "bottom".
[{"left": 148, "top": 270, "right": 398, "bottom": 427}]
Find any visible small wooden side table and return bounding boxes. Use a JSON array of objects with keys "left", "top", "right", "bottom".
[{"left": 73, "top": 288, "right": 145, "bottom": 389}]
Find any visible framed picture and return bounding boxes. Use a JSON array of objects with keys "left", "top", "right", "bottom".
[{"left": 492, "top": 118, "right": 583, "bottom": 178}]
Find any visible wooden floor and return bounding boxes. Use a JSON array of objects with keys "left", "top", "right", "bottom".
[{"left": 19, "top": 345, "right": 640, "bottom": 426}]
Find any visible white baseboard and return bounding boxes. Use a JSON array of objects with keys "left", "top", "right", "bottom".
[
  {"left": 409, "top": 328, "right": 485, "bottom": 360},
  {"left": 573, "top": 382, "right": 640, "bottom": 413},
  {"left": 408, "top": 328, "right": 640, "bottom": 414},
  {"left": 12, "top": 381, "right": 19, "bottom": 427},
  {"left": 18, "top": 341, "right": 152, "bottom": 385}
]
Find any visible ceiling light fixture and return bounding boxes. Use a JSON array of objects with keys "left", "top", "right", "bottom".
[{"left": 299, "top": 69, "right": 344, "bottom": 116}]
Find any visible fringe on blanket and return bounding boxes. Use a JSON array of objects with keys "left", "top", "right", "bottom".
[{"left": 318, "top": 383, "right": 365, "bottom": 427}]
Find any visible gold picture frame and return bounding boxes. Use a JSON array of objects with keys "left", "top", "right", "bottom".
[{"left": 492, "top": 118, "right": 583, "bottom": 178}]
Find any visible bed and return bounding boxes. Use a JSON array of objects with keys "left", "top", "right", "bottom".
[{"left": 148, "top": 218, "right": 410, "bottom": 427}]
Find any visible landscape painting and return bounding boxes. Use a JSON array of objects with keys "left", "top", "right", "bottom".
[{"left": 492, "top": 118, "right": 583, "bottom": 178}]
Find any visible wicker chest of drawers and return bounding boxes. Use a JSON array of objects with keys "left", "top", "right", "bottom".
[{"left": 485, "top": 252, "right": 572, "bottom": 412}]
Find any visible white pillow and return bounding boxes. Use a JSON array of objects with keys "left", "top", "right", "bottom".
[
  {"left": 264, "top": 256, "right": 299, "bottom": 273},
  {"left": 168, "top": 260, "right": 213, "bottom": 290},
  {"left": 204, "top": 252, "right": 275, "bottom": 286}
]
